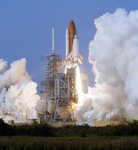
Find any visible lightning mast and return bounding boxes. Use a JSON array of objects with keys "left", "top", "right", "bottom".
[
  {"left": 52, "top": 27, "right": 55, "bottom": 54},
  {"left": 39, "top": 27, "right": 72, "bottom": 123}
]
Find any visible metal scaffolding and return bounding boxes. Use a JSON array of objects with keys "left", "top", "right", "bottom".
[
  {"left": 39, "top": 53, "right": 75, "bottom": 122},
  {"left": 66, "top": 68, "right": 78, "bottom": 104}
]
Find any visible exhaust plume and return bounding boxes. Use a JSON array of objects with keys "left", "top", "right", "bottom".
[
  {"left": 75, "top": 9, "right": 138, "bottom": 125},
  {"left": 0, "top": 58, "right": 40, "bottom": 123}
]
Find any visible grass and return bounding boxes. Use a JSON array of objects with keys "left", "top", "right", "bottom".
[{"left": 0, "top": 136, "right": 138, "bottom": 150}]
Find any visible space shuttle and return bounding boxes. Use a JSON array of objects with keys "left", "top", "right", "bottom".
[{"left": 65, "top": 21, "right": 83, "bottom": 68}]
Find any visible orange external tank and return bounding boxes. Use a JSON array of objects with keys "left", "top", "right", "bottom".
[{"left": 67, "top": 21, "right": 77, "bottom": 55}]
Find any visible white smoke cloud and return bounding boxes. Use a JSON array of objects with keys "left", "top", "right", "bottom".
[
  {"left": 75, "top": 9, "right": 138, "bottom": 125},
  {"left": 0, "top": 58, "right": 40, "bottom": 123}
]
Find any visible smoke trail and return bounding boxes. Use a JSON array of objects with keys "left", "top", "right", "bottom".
[
  {"left": 0, "top": 58, "right": 40, "bottom": 123},
  {"left": 75, "top": 9, "right": 138, "bottom": 125}
]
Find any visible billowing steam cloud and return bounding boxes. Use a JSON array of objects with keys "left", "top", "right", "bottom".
[
  {"left": 75, "top": 9, "right": 138, "bottom": 125},
  {"left": 2, "top": 8, "right": 138, "bottom": 126},
  {"left": 0, "top": 58, "right": 40, "bottom": 123}
]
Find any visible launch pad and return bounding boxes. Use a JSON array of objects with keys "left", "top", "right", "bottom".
[{"left": 39, "top": 21, "right": 82, "bottom": 124}]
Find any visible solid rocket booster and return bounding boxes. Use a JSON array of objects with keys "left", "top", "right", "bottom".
[{"left": 66, "top": 21, "right": 83, "bottom": 66}]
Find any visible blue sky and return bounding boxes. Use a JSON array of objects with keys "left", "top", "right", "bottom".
[{"left": 0, "top": 0, "right": 137, "bottom": 84}]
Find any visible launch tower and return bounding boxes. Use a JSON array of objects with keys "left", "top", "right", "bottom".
[{"left": 39, "top": 21, "right": 82, "bottom": 124}]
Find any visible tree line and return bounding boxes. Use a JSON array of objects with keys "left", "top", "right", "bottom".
[{"left": 0, "top": 119, "right": 138, "bottom": 137}]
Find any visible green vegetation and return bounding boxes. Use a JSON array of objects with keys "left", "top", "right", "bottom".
[
  {"left": 1, "top": 119, "right": 138, "bottom": 137},
  {"left": 0, "top": 119, "right": 138, "bottom": 149}
]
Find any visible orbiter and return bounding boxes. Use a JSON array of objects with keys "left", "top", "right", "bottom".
[{"left": 66, "top": 21, "right": 83, "bottom": 67}]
